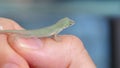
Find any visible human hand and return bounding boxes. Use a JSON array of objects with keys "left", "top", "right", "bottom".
[{"left": 0, "top": 18, "right": 96, "bottom": 68}]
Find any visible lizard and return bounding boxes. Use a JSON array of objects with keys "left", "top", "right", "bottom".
[{"left": 0, "top": 17, "right": 75, "bottom": 40}]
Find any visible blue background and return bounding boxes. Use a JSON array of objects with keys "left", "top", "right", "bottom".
[{"left": 0, "top": 1, "right": 112, "bottom": 68}]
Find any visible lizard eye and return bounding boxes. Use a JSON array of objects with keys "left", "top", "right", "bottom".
[
  {"left": 69, "top": 20, "right": 74, "bottom": 26},
  {"left": 70, "top": 23, "right": 73, "bottom": 25},
  {"left": 69, "top": 22, "right": 74, "bottom": 26}
]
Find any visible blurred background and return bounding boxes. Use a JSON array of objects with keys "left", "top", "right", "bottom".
[{"left": 0, "top": 0, "right": 120, "bottom": 68}]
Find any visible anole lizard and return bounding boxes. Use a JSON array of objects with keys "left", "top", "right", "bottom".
[{"left": 0, "top": 17, "right": 75, "bottom": 40}]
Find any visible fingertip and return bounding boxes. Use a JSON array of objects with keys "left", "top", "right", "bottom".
[
  {"left": 58, "top": 35, "right": 84, "bottom": 48},
  {"left": 0, "top": 17, "right": 23, "bottom": 30}
]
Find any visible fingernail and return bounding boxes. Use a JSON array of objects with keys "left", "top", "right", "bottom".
[
  {"left": 16, "top": 37, "right": 43, "bottom": 49},
  {"left": 2, "top": 63, "right": 19, "bottom": 68}
]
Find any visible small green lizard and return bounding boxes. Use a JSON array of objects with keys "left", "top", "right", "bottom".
[{"left": 0, "top": 17, "right": 75, "bottom": 40}]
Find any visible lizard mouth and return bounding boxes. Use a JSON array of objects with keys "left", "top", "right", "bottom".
[{"left": 69, "top": 20, "right": 75, "bottom": 26}]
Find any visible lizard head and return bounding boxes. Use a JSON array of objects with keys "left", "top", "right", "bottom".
[
  {"left": 66, "top": 18, "right": 75, "bottom": 27},
  {"left": 55, "top": 17, "right": 75, "bottom": 29}
]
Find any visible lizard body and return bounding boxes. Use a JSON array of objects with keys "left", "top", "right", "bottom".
[{"left": 0, "top": 17, "right": 75, "bottom": 38}]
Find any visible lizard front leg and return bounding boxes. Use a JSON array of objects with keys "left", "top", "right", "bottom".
[{"left": 52, "top": 34, "right": 61, "bottom": 41}]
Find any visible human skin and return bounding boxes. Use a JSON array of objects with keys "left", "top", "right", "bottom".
[{"left": 0, "top": 18, "right": 96, "bottom": 68}]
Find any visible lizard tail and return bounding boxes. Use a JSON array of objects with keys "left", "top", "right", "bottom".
[{"left": 0, "top": 30, "right": 27, "bottom": 35}]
